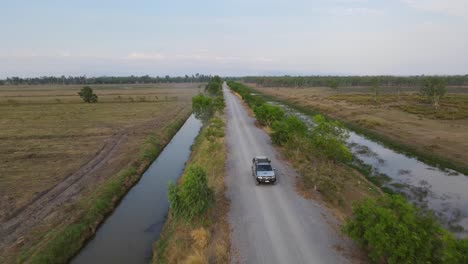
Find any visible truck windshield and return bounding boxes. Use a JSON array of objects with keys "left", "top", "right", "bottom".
[{"left": 257, "top": 164, "right": 273, "bottom": 171}]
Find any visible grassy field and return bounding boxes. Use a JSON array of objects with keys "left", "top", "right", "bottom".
[
  {"left": 153, "top": 116, "right": 230, "bottom": 264},
  {"left": 254, "top": 85, "right": 468, "bottom": 174},
  {"left": 0, "top": 83, "right": 199, "bottom": 263}
]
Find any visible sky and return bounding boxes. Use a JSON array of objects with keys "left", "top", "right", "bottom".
[{"left": 1, "top": 0, "right": 467, "bottom": 78}]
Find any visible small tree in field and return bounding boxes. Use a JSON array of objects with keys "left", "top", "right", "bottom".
[
  {"left": 421, "top": 77, "right": 446, "bottom": 110},
  {"left": 78, "top": 86, "right": 98, "bottom": 103},
  {"left": 328, "top": 80, "right": 339, "bottom": 93},
  {"left": 371, "top": 78, "right": 380, "bottom": 104}
]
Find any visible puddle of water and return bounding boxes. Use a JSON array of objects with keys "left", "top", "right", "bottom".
[
  {"left": 72, "top": 115, "right": 202, "bottom": 264},
  {"left": 271, "top": 102, "right": 468, "bottom": 237}
]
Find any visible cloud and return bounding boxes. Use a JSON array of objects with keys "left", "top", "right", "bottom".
[
  {"left": 124, "top": 52, "right": 273, "bottom": 64},
  {"left": 344, "top": 7, "right": 380, "bottom": 15},
  {"left": 329, "top": 6, "right": 381, "bottom": 16},
  {"left": 402, "top": 0, "right": 468, "bottom": 17},
  {"left": 125, "top": 52, "right": 165, "bottom": 60}
]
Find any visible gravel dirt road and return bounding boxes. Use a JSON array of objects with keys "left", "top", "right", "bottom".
[{"left": 224, "top": 83, "right": 351, "bottom": 264}]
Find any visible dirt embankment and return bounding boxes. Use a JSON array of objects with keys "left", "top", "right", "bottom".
[{"left": 256, "top": 86, "right": 468, "bottom": 173}]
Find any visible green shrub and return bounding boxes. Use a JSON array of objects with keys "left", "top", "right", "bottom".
[
  {"left": 205, "top": 118, "right": 225, "bottom": 141},
  {"left": 139, "top": 133, "right": 161, "bottom": 161},
  {"left": 439, "top": 232, "right": 468, "bottom": 263},
  {"left": 213, "top": 95, "right": 225, "bottom": 113},
  {"left": 168, "top": 165, "right": 214, "bottom": 222},
  {"left": 192, "top": 94, "right": 214, "bottom": 121},
  {"left": 78, "top": 86, "right": 98, "bottom": 103},
  {"left": 310, "top": 115, "right": 352, "bottom": 162},
  {"left": 343, "top": 195, "right": 450, "bottom": 264},
  {"left": 205, "top": 81, "right": 222, "bottom": 96},
  {"left": 194, "top": 77, "right": 225, "bottom": 121},
  {"left": 271, "top": 116, "right": 308, "bottom": 145},
  {"left": 253, "top": 104, "right": 285, "bottom": 126}
]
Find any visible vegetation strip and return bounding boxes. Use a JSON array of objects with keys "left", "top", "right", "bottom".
[
  {"left": 248, "top": 86, "right": 468, "bottom": 176},
  {"left": 152, "top": 77, "right": 230, "bottom": 263},
  {"left": 21, "top": 112, "right": 191, "bottom": 264},
  {"left": 227, "top": 81, "right": 468, "bottom": 263}
]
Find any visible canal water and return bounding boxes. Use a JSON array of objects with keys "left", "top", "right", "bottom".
[
  {"left": 72, "top": 114, "right": 202, "bottom": 264},
  {"left": 271, "top": 102, "right": 468, "bottom": 237}
]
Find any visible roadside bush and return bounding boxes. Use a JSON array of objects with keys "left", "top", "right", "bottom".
[
  {"left": 205, "top": 77, "right": 222, "bottom": 96},
  {"left": 310, "top": 115, "right": 352, "bottom": 162},
  {"left": 253, "top": 103, "right": 285, "bottom": 126},
  {"left": 343, "top": 194, "right": 468, "bottom": 264},
  {"left": 205, "top": 117, "right": 225, "bottom": 141},
  {"left": 271, "top": 116, "right": 308, "bottom": 145},
  {"left": 194, "top": 77, "right": 225, "bottom": 121},
  {"left": 227, "top": 81, "right": 264, "bottom": 107},
  {"left": 168, "top": 165, "right": 214, "bottom": 222},
  {"left": 213, "top": 95, "right": 225, "bottom": 113},
  {"left": 440, "top": 232, "right": 468, "bottom": 263},
  {"left": 192, "top": 94, "right": 214, "bottom": 121}
]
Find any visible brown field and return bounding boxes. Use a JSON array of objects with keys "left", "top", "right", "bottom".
[
  {"left": 253, "top": 85, "right": 468, "bottom": 171},
  {"left": 0, "top": 83, "right": 199, "bottom": 262}
]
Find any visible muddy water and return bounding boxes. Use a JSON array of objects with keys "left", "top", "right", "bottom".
[
  {"left": 72, "top": 115, "right": 202, "bottom": 264},
  {"left": 271, "top": 102, "right": 468, "bottom": 237}
]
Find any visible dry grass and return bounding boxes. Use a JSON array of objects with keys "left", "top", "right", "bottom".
[
  {"left": 0, "top": 83, "right": 199, "bottom": 263},
  {"left": 0, "top": 84, "right": 198, "bottom": 220},
  {"left": 153, "top": 116, "right": 230, "bottom": 264},
  {"left": 256, "top": 86, "right": 468, "bottom": 173},
  {"left": 330, "top": 93, "right": 468, "bottom": 120},
  {"left": 281, "top": 143, "right": 381, "bottom": 219}
]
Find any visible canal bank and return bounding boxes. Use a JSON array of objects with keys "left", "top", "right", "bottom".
[
  {"left": 152, "top": 115, "right": 230, "bottom": 264},
  {"left": 71, "top": 115, "right": 203, "bottom": 264}
]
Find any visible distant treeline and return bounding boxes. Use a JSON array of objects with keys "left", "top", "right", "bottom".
[
  {"left": 0, "top": 74, "right": 213, "bottom": 85},
  {"left": 237, "top": 75, "right": 468, "bottom": 87}
]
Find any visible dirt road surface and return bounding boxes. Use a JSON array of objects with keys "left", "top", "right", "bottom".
[{"left": 224, "top": 83, "right": 350, "bottom": 264}]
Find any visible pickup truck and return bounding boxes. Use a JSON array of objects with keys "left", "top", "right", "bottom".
[{"left": 252, "top": 156, "right": 276, "bottom": 185}]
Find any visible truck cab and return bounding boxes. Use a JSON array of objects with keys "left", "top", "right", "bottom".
[{"left": 252, "top": 156, "right": 276, "bottom": 185}]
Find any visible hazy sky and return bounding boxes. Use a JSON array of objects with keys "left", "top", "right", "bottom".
[{"left": 1, "top": 0, "right": 467, "bottom": 77}]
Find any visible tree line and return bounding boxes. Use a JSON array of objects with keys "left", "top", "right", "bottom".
[
  {"left": 237, "top": 75, "right": 468, "bottom": 88},
  {"left": 0, "top": 74, "right": 214, "bottom": 85}
]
